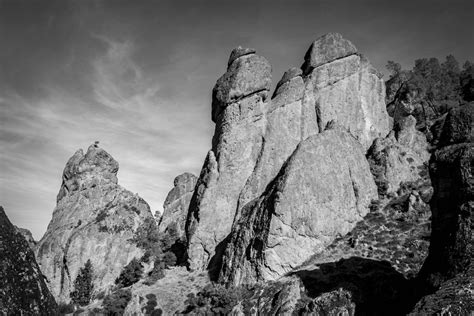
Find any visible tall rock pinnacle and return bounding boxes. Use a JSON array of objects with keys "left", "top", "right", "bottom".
[
  {"left": 35, "top": 143, "right": 154, "bottom": 303},
  {"left": 185, "top": 33, "right": 390, "bottom": 275}
]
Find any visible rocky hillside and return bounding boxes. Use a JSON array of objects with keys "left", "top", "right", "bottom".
[
  {"left": 35, "top": 143, "right": 155, "bottom": 303},
  {"left": 0, "top": 207, "right": 58, "bottom": 314}
]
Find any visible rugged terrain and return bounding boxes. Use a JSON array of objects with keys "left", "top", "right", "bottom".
[
  {"left": 0, "top": 32, "right": 472, "bottom": 315},
  {"left": 35, "top": 143, "right": 155, "bottom": 303},
  {"left": 0, "top": 207, "right": 58, "bottom": 314}
]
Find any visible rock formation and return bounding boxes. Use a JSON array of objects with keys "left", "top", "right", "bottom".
[
  {"left": 411, "top": 103, "right": 473, "bottom": 313},
  {"left": 14, "top": 225, "right": 36, "bottom": 250},
  {"left": 0, "top": 206, "right": 58, "bottom": 314},
  {"left": 186, "top": 32, "right": 389, "bottom": 273},
  {"left": 159, "top": 173, "right": 197, "bottom": 240},
  {"left": 368, "top": 114, "right": 430, "bottom": 195},
  {"left": 35, "top": 144, "right": 154, "bottom": 303},
  {"left": 220, "top": 128, "right": 378, "bottom": 285}
]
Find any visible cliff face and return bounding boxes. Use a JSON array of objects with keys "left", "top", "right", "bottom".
[
  {"left": 35, "top": 144, "right": 154, "bottom": 303},
  {"left": 0, "top": 207, "right": 57, "bottom": 314},
  {"left": 411, "top": 103, "right": 473, "bottom": 313},
  {"left": 185, "top": 32, "right": 389, "bottom": 273}
]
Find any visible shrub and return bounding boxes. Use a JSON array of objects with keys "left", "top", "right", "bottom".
[
  {"left": 115, "top": 257, "right": 143, "bottom": 288},
  {"left": 102, "top": 288, "right": 132, "bottom": 315},
  {"left": 183, "top": 284, "right": 241, "bottom": 314},
  {"left": 70, "top": 259, "right": 94, "bottom": 306},
  {"left": 58, "top": 303, "right": 75, "bottom": 314}
]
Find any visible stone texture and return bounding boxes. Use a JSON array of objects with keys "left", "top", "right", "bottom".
[
  {"left": 35, "top": 144, "right": 154, "bottom": 303},
  {"left": 228, "top": 46, "right": 256, "bottom": 68},
  {"left": 159, "top": 173, "right": 197, "bottom": 240},
  {"left": 417, "top": 142, "right": 473, "bottom": 287},
  {"left": 0, "top": 206, "right": 58, "bottom": 314},
  {"left": 220, "top": 130, "right": 378, "bottom": 285},
  {"left": 305, "top": 49, "right": 390, "bottom": 150},
  {"left": 368, "top": 115, "right": 430, "bottom": 195},
  {"left": 212, "top": 52, "right": 272, "bottom": 122},
  {"left": 438, "top": 102, "right": 474, "bottom": 146},
  {"left": 186, "top": 33, "right": 389, "bottom": 272},
  {"left": 302, "top": 32, "right": 358, "bottom": 72}
]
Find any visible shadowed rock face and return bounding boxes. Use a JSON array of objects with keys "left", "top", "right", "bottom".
[
  {"left": 0, "top": 207, "right": 58, "bottom": 314},
  {"left": 411, "top": 103, "right": 473, "bottom": 313},
  {"left": 35, "top": 144, "right": 154, "bottom": 303},
  {"left": 185, "top": 33, "right": 389, "bottom": 273}
]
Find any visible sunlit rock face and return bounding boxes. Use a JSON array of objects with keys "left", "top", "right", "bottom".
[
  {"left": 186, "top": 33, "right": 389, "bottom": 275},
  {"left": 0, "top": 207, "right": 58, "bottom": 314},
  {"left": 35, "top": 144, "right": 154, "bottom": 303},
  {"left": 220, "top": 129, "right": 378, "bottom": 285}
]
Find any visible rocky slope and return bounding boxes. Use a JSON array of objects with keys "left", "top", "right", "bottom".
[
  {"left": 186, "top": 32, "right": 390, "bottom": 273},
  {"left": 35, "top": 143, "right": 155, "bottom": 303},
  {"left": 0, "top": 207, "right": 58, "bottom": 314},
  {"left": 15, "top": 225, "right": 37, "bottom": 250}
]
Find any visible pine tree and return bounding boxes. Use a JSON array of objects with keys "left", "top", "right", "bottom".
[{"left": 70, "top": 259, "right": 94, "bottom": 306}]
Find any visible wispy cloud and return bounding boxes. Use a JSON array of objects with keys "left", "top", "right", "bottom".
[{"left": 0, "top": 35, "right": 212, "bottom": 239}]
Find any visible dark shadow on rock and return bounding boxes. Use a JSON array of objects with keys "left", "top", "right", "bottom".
[
  {"left": 207, "top": 234, "right": 232, "bottom": 282},
  {"left": 291, "top": 257, "right": 423, "bottom": 315}
]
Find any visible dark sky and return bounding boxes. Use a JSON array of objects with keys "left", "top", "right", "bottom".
[{"left": 1, "top": 0, "right": 473, "bottom": 239}]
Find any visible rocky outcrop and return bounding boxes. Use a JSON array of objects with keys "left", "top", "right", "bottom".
[
  {"left": 15, "top": 226, "right": 36, "bottom": 250},
  {"left": 0, "top": 206, "right": 58, "bottom": 314},
  {"left": 368, "top": 114, "right": 430, "bottom": 196},
  {"left": 186, "top": 33, "right": 390, "bottom": 272},
  {"left": 159, "top": 173, "right": 197, "bottom": 240},
  {"left": 35, "top": 144, "right": 154, "bottom": 303},
  {"left": 411, "top": 103, "right": 473, "bottom": 312},
  {"left": 219, "top": 129, "right": 378, "bottom": 285}
]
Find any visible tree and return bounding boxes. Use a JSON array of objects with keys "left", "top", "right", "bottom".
[
  {"left": 115, "top": 257, "right": 143, "bottom": 288},
  {"left": 460, "top": 61, "right": 474, "bottom": 101},
  {"left": 70, "top": 259, "right": 94, "bottom": 306}
]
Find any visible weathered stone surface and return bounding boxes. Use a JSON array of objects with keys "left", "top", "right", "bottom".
[
  {"left": 418, "top": 142, "right": 473, "bottom": 287},
  {"left": 159, "top": 173, "right": 197, "bottom": 240},
  {"left": 14, "top": 225, "right": 36, "bottom": 250},
  {"left": 410, "top": 261, "right": 474, "bottom": 315},
  {"left": 36, "top": 144, "right": 154, "bottom": 303},
  {"left": 186, "top": 33, "right": 389, "bottom": 273},
  {"left": 438, "top": 102, "right": 474, "bottom": 146},
  {"left": 302, "top": 32, "right": 358, "bottom": 72},
  {"left": 305, "top": 48, "right": 390, "bottom": 150},
  {"left": 220, "top": 130, "right": 378, "bottom": 285},
  {"left": 212, "top": 52, "right": 272, "bottom": 122},
  {"left": 0, "top": 207, "right": 58, "bottom": 314},
  {"left": 227, "top": 46, "right": 256, "bottom": 68},
  {"left": 368, "top": 115, "right": 430, "bottom": 195},
  {"left": 275, "top": 67, "right": 302, "bottom": 91}
]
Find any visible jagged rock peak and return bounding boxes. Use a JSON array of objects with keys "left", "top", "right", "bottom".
[
  {"left": 57, "top": 143, "right": 119, "bottom": 202},
  {"left": 275, "top": 67, "right": 303, "bottom": 91},
  {"left": 36, "top": 145, "right": 154, "bottom": 303},
  {"left": 302, "top": 32, "right": 358, "bottom": 73},
  {"left": 160, "top": 172, "right": 197, "bottom": 236},
  {"left": 211, "top": 49, "right": 272, "bottom": 122},
  {"left": 227, "top": 46, "right": 256, "bottom": 67},
  {"left": 0, "top": 207, "right": 58, "bottom": 314}
]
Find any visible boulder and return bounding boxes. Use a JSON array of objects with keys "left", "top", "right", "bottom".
[
  {"left": 0, "top": 207, "right": 58, "bottom": 314},
  {"left": 367, "top": 115, "right": 430, "bottom": 195},
  {"left": 302, "top": 32, "right": 358, "bottom": 72},
  {"left": 220, "top": 130, "right": 378, "bottom": 285},
  {"left": 35, "top": 144, "right": 154, "bottom": 303},
  {"left": 438, "top": 102, "right": 474, "bottom": 146}
]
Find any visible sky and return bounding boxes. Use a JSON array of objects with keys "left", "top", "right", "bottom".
[{"left": 1, "top": 0, "right": 473, "bottom": 239}]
